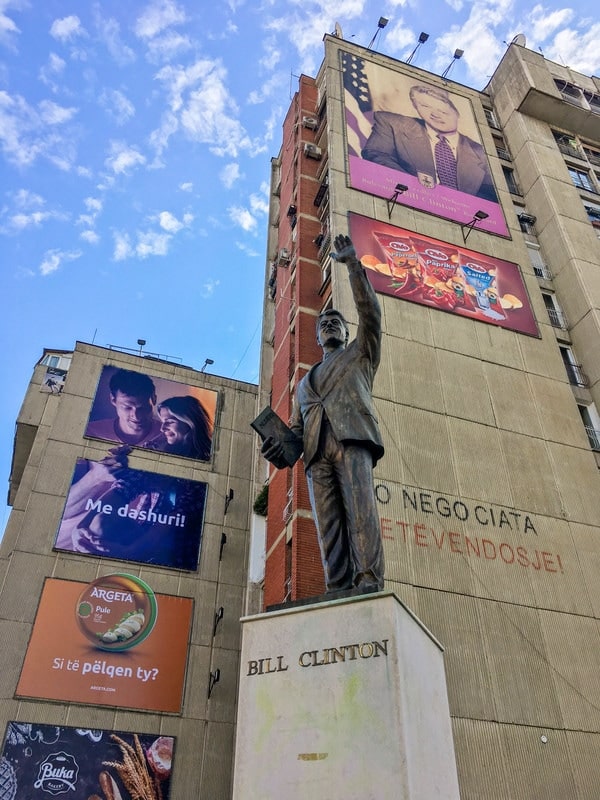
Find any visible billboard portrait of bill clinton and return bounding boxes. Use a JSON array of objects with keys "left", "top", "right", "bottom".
[
  {"left": 341, "top": 50, "right": 508, "bottom": 236},
  {"left": 85, "top": 366, "right": 218, "bottom": 462}
]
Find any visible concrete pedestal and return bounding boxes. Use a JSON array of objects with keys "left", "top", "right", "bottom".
[{"left": 232, "top": 591, "right": 460, "bottom": 799}]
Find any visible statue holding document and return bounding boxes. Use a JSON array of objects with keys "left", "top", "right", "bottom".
[{"left": 256, "top": 234, "right": 385, "bottom": 594}]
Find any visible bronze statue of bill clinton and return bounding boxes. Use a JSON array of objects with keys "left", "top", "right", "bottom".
[{"left": 262, "top": 234, "right": 385, "bottom": 593}]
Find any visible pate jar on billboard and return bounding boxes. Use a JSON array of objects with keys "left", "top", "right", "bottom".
[{"left": 76, "top": 573, "right": 158, "bottom": 652}]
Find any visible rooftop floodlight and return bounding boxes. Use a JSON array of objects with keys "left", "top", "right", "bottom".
[
  {"left": 406, "top": 31, "right": 429, "bottom": 64},
  {"left": 200, "top": 357, "right": 214, "bottom": 373},
  {"left": 442, "top": 48, "right": 464, "bottom": 78},
  {"left": 461, "top": 210, "right": 489, "bottom": 242},
  {"left": 367, "top": 16, "right": 389, "bottom": 49}
]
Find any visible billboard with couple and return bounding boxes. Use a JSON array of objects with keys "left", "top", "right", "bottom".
[{"left": 85, "top": 365, "right": 218, "bottom": 462}]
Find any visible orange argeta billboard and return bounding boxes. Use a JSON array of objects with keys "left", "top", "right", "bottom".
[{"left": 17, "top": 576, "right": 193, "bottom": 713}]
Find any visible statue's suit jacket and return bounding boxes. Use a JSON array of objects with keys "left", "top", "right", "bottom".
[
  {"left": 290, "top": 265, "right": 384, "bottom": 469},
  {"left": 362, "top": 111, "right": 498, "bottom": 203}
]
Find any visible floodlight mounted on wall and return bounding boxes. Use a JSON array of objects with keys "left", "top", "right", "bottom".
[
  {"left": 405, "top": 32, "right": 429, "bottom": 65},
  {"left": 461, "top": 210, "right": 489, "bottom": 242},
  {"left": 387, "top": 184, "right": 409, "bottom": 219},
  {"left": 441, "top": 48, "right": 464, "bottom": 78},
  {"left": 367, "top": 16, "right": 388, "bottom": 50}
]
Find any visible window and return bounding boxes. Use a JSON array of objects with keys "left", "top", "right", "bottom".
[
  {"left": 578, "top": 405, "right": 600, "bottom": 451},
  {"left": 568, "top": 167, "right": 596, "bottom": 193},
  {"left": 527, "top": 244, "right": 551, "bottom": 279},
  {"left": 502, "top": 166, "right": 521, "bottom": 195},
  {"left": 542, "top": 292, "right": 566, "bottom": 329},
  {"left": 552, "top": 131, "right": 581, "bottom": 159},
  {"left": 559, "top": 346, "right": 587, "bottom": 387},
  {"left": 584, "top": 204, "right": 600, "bottom": 232},
  {"left": 484, "top": 108, "right": 499, "bottom": 128},
  {"left": 493, "top": 135, "right": 511, "bottom": 160},
  {"left": 583, "top": 146, "right": 600, "bottom": 167},
  {"left": 517, "top": 211, "right": 536, "bottom": 235}
]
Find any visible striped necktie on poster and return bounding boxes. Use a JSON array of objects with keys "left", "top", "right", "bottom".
[{"left": 435, "top": 134, "right": 458, "bottom": 189}]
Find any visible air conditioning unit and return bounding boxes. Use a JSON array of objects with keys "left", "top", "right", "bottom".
[
  {"left": 302, "top": 116, "right": 318, "bottom": 130},
  {"left": 304, "top": 143, "right": 322, "bottom": 160},
  {"left": 277, "top": 248, "right": 291, "bottom": 266}
]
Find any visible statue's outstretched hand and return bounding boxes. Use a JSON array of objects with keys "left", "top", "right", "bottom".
[{"left": 332, "top": 234, "right": 358, "bottom": 265}]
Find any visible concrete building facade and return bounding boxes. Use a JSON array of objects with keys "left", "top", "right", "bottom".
[
  {"left": 1, "top": 342, "right": 257, "bottom": 799},
  {"left": 259, "top": 36, "right": 600, "bottom": 798}
]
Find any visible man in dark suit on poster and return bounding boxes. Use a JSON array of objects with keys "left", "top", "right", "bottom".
[
  {"left": 362, "top": 84, "right": 497, "bottom": 202},
  {"left": 262, "top": 235, "right": 385, "bottom": 594}
]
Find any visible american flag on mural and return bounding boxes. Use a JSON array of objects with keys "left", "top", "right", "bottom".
[{"left": 341, "top": 51, "right": 374, "bottom": 157}]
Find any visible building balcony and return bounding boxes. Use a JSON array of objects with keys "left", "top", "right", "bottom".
[
  {"left": 565, "top": 363, "right": 589, "bottom": 387},
  {"left": 534, "top": 263, "right": 552, "bottom": 280},
  {"left": 585, "top": 425, "right": 600, "bottom": 451},
  {"left": 546, "top": 307, "right": 567, "bottom": 329}
]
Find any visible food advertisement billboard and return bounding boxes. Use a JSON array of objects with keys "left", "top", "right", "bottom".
[
  {"left": 54, "top": 456, "right": 207, "bottom": 570},
  {"left": 349, "top": 212, "right": 539, "bottom": 336},
  {"left": 16, "top": 575, "right": 193, "bottom": 713},
  {"left": 342, "top": 50, "right": 509, "bottom": 236},
  {"left": 0, "top": 721, "right": 174, "bottom": 800},
  {"left": 85, "top": 365, "right": 218, "bottom": 462}
]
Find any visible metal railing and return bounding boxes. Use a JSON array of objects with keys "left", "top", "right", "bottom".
[
  {"left": 533, "top": 263, "right": 552, "bottom": 280},
  {"left": 565, "top": 362, "right": 588, "bottom": 387},
  {"left": 584, "top": 425, "right": 600, "bottom": 451},
  {"left": 546, "top": 307, "right": 567, "bottom": 329}
]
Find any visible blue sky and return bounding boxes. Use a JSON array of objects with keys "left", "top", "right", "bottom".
[{"left": 1, "top": 0, "right": 598, "bottom": 533}]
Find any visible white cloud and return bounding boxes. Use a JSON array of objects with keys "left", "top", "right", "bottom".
[
  {"left": 158, "top": 210, "right": 184, "bottom": 232},
  {"left": 80, "top": 229, "right": 99, "bottom": 244},
  {"left": 49, "top": 15, "right": 86, "bottom": 42},
  {"left": 220, "top": 162, "right": 241, "bottom": 188},
  {"left": 526, "top": 4, "right": 574, "bottom": 43},
  {"left": 544, "top": 23, "right": 600, "bottom": 74},
  {"left": 39, "top": 248, "right": 81, "bottom": 276},
  {"left": 39, "top": 99, "right": 77, "bottom": 125},
  {"left": 105, "top": 140, "right": 146, "bottom": 174},
  {"left": 84, "top": 196, "right": 103, "bottom": 213},
  {"left": 201, "top": 278, "right": 220, "bottom": 298},
  {"left": 9, "top": 210, "right": 58, "bottom": 229},
  {"left": 151, "top": 58, "right": 265, "bottom": 159},
  {"left": 134, "top": 0, "right": 186, "bottom": 39},
  {"left": 0, "top": 1, "right": 21, "bottom": 50},
  {"left": 13, "top": 188, "right": 45, "bottom": 208},
  {"left": 0, "top": 89, "right": 77, "bottom": 168},
  {"left": 95, "top": 12, "right": 135, "bottom": 65},
  {"left": 113, "top": 227, "right": 174, "bottom": 260},
  {"left": 99, "top": 88, "right": 135, "bottom": 125},
  {"left": 136, "top": 230, "right": 170, "bottom": 258},
  {"left": 228, "top": 205, "right": 256, "bottom": 232},
  {"left": 113, "top": 231, "right": 133, "bottom": 261},
  {"left": 39, "top": 53, "right": 66, "bottom": 89},
  {"left": 249, "top": 192, "right": 268, "bottom": 216},
  {"left": 384, "top": 20, "right": 416, "bottom": 57},
  {"left": 432, "top": 0, "right": 512, "bottom": 86},
  {"left": 179, "top": 181, "right": 193, "bottom": 192},
  {"left": 146, "top": 30, "right": 192, "bottom": 63}
]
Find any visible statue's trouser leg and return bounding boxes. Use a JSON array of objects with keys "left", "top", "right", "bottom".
[
  {"left": 306, "top": 427, "right": 384, "bottom": 591},
  {"left": 338, "top": 443, "right": 384, "bottom": 590}
]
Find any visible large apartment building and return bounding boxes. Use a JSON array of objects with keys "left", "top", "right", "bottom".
[
  {"left": 259, "top": 35, "right": 600, "bottom": 798},
  {"left": 1, "top": 342, "right": 257, "bottom": 798}
]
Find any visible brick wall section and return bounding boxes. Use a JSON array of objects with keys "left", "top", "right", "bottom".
[{"left": 264, "top": 75, "right": 328, "bottom": 606}]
